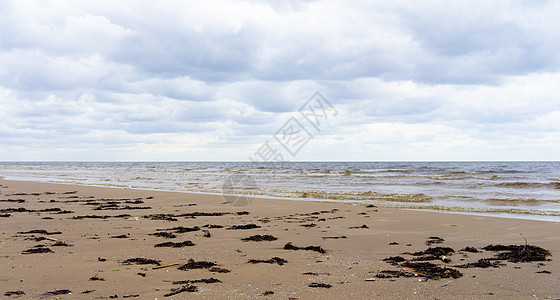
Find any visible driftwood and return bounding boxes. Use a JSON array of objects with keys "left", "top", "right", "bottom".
[{"left": 152, "top": 263, "right": 179, "bottom": 270}]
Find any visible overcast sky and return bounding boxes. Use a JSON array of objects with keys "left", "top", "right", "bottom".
[{"left": 1, "top": 0, "right": 559, "bottom": 161}]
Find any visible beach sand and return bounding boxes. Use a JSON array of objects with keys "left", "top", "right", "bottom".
[{"left": 0, "top": 178, "right": 559, "bottom": 299}]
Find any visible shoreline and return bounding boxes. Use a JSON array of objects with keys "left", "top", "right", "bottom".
[
  {"left": 1, "top": 178, "right": 559, "bottom": 298},
  {"left": 2, "top": 175, "right": 559, "bottom": 223}
]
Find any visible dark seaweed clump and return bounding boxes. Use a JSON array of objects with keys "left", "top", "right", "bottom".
[
  {"left": 409, "top": 246, "right": 455, "bottom": 261},
  {"left": 401, "top": 261, "right": 462, "bottom": 279},
  {"left": 411, "top": 247, "right": 455, "bottom": 256},
  {"left": 22, "top": 247, "right": 54, "bottom": 254},
  {"left": 111, "top": 234, "right": 129, "bottom": 239},
  {"left": 425, "top": 236, "right": 445, "bottom": 246},
  {"left": 226, "top": 224, "right": 261, "bottom": 230},
  {"left": 454, "top": 258, "right": 504, "bottom": 268},
  {"left": 284, "top": 242, "right": 325, "bottom": 254},
  {"left": 322, "top": 236, "right": 347, "bottom": 239},
  {"left": 4, "top": 290, "right": 25, "bottom": 296},
  {"left": 460, "top": 246, "right": 479, "bottom": 253},
  {"left": 202, "top": 224, "right": 224, "bottom": 229},
  {"left": 172, "top": 278, "right": 221, "bottom": 284},
  {"left": 178, "top": 259, "right": 216, "bottom": 270},
  {"left": 375, "top": 270, "right": 415, "bottom": 278},
  {"left": 51, "top": 241, "right": 72, "bottom": 247},
  {"left": 248, "top": 257, "right": 287, "bottom": 266},
  {"left": 18, "top": 229, "right": 62, "bottom": 235},
  {"left": 383, "top": 256, "right": 406, "bottom": 265},
  {"left": 46, "top": 289, "right": 72, "bottom": 295},
  {"left": 122, "top": 258, "right": 161, "bottom": 266},
  {"left": 483, "top": 244, "right": 551, "bottom": 262},
  {"left": 157, "top": 226, "right": 200, "bottom": 233},
  {"left": 155, "top": 241, "right": 195, "bottom": 248},
  {"left": 143, "top": 214, "right": 178, "bottom": 221},
  {"left": 89, "top": 275, "right": 105, "bottom": 281},
  {"left": 150, "top": 232, "right": 177, "bottom": 238},
  {"left": 164, "top": 284, "right": 197, "bottom": 297},
  {"left": 241, "top": 234, "right": 277, "bottom": 242},
  {"left": 308, "top": 283, "right": 332, "bottom": 288}
]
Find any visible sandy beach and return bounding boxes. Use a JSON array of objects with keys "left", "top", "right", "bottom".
[{"left": 0, "top": 178, "right": 559, "bottom": 299}]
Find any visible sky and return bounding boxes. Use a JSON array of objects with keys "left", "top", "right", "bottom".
[{"left": 1, "top": 0, "right": 559, "bottom": 161}]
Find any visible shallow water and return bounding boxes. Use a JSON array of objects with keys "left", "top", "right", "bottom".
[{"left": 1, "top": 161, "right": 559, "bottom": 222}]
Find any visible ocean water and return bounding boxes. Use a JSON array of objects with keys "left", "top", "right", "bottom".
[{"left": 0, "top": 162, "right": 559, "bottom": 222}]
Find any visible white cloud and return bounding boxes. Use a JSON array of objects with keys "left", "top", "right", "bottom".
[{"left": 0, "top": 0, "right": 559, "bottom": 161}]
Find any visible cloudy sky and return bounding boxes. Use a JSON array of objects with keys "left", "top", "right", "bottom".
[{"left": 1, "top": 0, "right": 559, "bottom": 161}]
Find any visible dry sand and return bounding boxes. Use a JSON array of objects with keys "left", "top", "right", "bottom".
[{"left": 0, "top": 178, "right": 559, "bottom": 299}]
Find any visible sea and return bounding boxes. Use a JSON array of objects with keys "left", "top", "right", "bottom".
[{"left": 0, "top": 161, "right": 559, "bottom": 222}]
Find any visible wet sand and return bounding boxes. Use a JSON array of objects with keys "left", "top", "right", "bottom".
[{"left": 0, "top": 178, "right": 559, "bottom": 299}]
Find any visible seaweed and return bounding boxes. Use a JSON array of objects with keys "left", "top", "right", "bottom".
[
  {"left": 143, "top": 214, "right": 178, "bottom": 221},
  {"left": 308, "top": 283, "right": 332, "bottom": 288},
  {"left": 426, "top": 236, "right": 445, "bottom": 246},
  {"left": 157, "top": 226, "right": 200, "bottom": 233},
  {"left": 460, "top": 246, "right": 479, "bottom": 253},
  {"left": 410, "top": 247, "right": 455, "bottom": 257},
  {"left": 46, "top": 289, "right": 72, "bottom": 295},
  {"left": 150, "top": 232, "right": 177, "bottom": 239},
  {"left": 0, "top": 199, "right": 25, "bottom": 203},
  {"left": 454, "top": 258, "right": 504, "bottom": 268},
  {"left": 39, "top": 208, "right": 62, "bottom": 212},
  {"left": 18, "top": 229, "right": 62, "bottom": 235},
  {"left": 164, "top": 285, "right": 197, "bottom": 297},
  {"left": 172, "top": 278, "right": 221, "bottom": 284},
  {"left": 72, "top": 215, "right": 110, "bottom": 219},
  {"left": 241, "top": 234, "right": 277, "bottom": 242},
  {"left": 401, "top": 261, "right": 462, "bottom": 279},
  {"left": 208, "top": 266, "right": 230, "bottom": 273},
  {"left": 248, "top": 257, "right": 287, "bottom": 266},
  {"left": 482, "top": 244, "right": 551, "bottom": 262},
  {"left": 89, "top": 275, "right": 105, "bottom": 281},
  {"left": 111, "top": 234, "right": 129, "bottom": 239},
  {"left": 0, "top": 208, "right": 28, "bottom": 213},
  {"left": 226, "top": 224, "right": 261, "bottom": 230},
  {"left": 322, "top": 236, "right": 347, "bottom": 239},
  {"left": 155, "top": 241, "right": 195, "bottom": 248},
  {"left": 383, "top": 256, "right": 406, "bottom": 265},
  {"left": 122, "top": 258, "right": 161, "bottom": 266},
  {"left": 181, "top": 212, "right": 230, "bottom": 217},
  {"left": 284, "top": 242, "right": 325, "bottom": 254},
  {"left": 22, "top": 247, "right": 53, "bottom": 254},
  {"left": 202, "top": 224, "right": 224, "bottom": 229},
  {"left": 301, "top": 223, "right": 317, "bottom": 227},
  {"left": 178, "top": 259, "right": 216, "bottom": 270},
  {"left": 125, "top": 200, "right": 144, "bottom": 204},
  {"left": 4, "top": 290, "right": 25, "bottom": 296},
  {"left": 51, "top": 241, "right": 72, "bottom": 247},
  {"left": 375, "top": 270, "right": 415, "bottom": 278},
  {"left": 348, "top": 224, "right": 369, "bottom": 229}
]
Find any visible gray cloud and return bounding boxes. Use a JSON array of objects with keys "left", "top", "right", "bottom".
[{"left": 0, "top": 0, "right": 559, "bottom": 161}]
